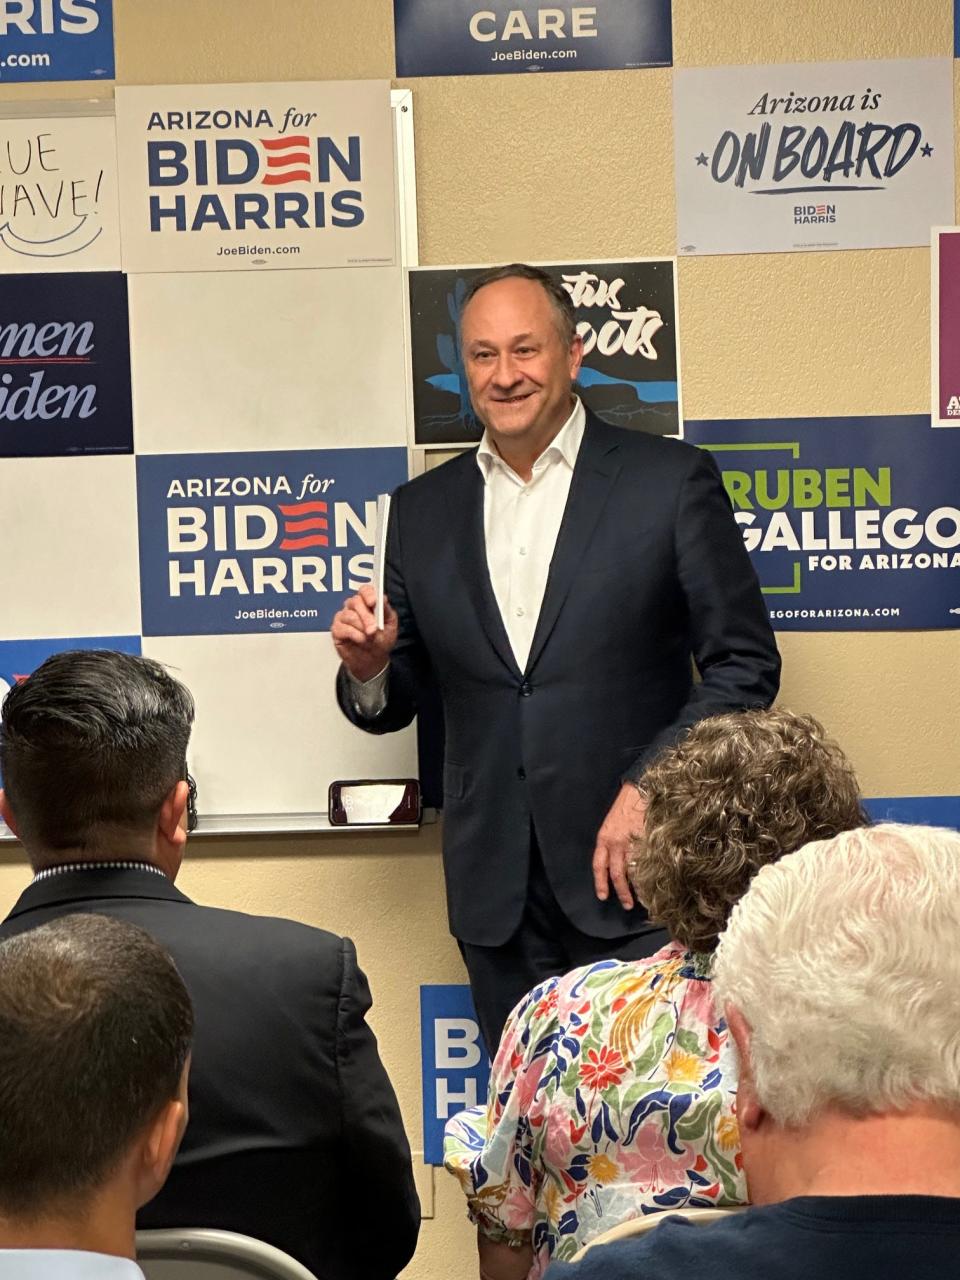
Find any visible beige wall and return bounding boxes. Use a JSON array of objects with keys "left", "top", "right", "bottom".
[{"left": 0, "top": 3, "right": 957, "bottom": 1278}]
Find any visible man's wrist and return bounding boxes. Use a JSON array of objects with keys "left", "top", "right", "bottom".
[{"left": 346, "top": 660, "right": 390, "bottom": 687}]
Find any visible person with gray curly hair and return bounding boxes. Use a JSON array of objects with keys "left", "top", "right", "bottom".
[
  {"left": 548, "top": 822, "right": 960, "bottom": 1279},
  {"left": 444, "top": 708, "right": 866, "bottom": 1280}
]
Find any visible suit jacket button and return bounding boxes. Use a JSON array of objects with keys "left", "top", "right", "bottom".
[
  {"left": 519, "top": 682, "right": 532, "bottom": 697},
  {"left": 517, "top": 767, "right": 526, "bottom": 780}
]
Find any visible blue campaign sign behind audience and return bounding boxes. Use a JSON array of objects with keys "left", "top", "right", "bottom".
[
  {"left": 0, "top": 0, "right": 114, "bottom": 82},
  {"left": 865, "top": 796, "right": 960, "bottom": 831},
  {"left": 0, "top": 272, "right": 132, "bottom": 458},
  {"left": 394, "top": 0, "right": 672, "bottom": 77},
  {"left": 421, "top": 985, "right": 491, "bottom": 1165}
]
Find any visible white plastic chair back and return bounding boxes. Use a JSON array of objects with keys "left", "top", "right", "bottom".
[{"left": 136, "top": 1228, "right": 319, "bottom": 1280}]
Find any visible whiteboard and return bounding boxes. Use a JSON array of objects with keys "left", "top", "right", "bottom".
[{"left": 0, "top": 91, "right": 420, "bottom": 839}]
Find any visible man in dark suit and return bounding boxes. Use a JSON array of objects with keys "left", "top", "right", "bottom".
[
  {"left": 332, "top": 263, "right": 780, "bottom": 1054},
  {"left": 0, "top": 650, "right": 419, "bottom": 1280}
]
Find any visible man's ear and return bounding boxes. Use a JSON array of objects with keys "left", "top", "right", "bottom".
[
  {"left": 136, "top": 1061, "right": 189, "bottom": 1209},
  {"left": 0, "top": 788, "right": 19, "bottom": 837},
  {"left": 157, "top": 781, "right": 189, "bottom": 851},
  {"left": 568, "top": 331, "right": 584, "bottom": 381},
  {"left": 726, "top": 1004, "right": 764, "bottom": 1134}
]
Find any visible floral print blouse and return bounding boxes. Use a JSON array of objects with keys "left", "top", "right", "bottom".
[{"left": 443, "top": 941, "right": 746, "bottom": 1276}]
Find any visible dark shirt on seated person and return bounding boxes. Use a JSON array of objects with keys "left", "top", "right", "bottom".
[{"left": 545, "top": 1196, "right": 960, "bottom": 1279}]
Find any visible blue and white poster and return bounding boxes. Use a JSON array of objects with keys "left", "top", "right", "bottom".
[
  {"left": 0, "top": 0, "right": 113, "bottom": 82},
  {"left": 685, "top": 415, "right": 960, "bottom": 631},
  {"left": 115, "top": 81, "right": 397, "bottom": 273},
  {"left": 674, "top": 58, "right": 954, "bottom": 255},
  {"left": 409, "top": 260, "right": 680, "bottom": 446},
  {"left": 420, "top": 984, "right": 490, "bottom": 1166},
  {"left": 0, "top": 272, "right": 132, "bottom": 458},
  {"left": 136, "top": 447, "right": 408, "bottom": 637},
  {"left": 394, "top": 0, "right": 671, "bottom": 76}
]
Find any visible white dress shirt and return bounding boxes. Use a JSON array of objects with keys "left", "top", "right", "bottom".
[
  {"left": 349, "top": 398, "right": 587, "bottom": 711},
  {"left": 476, "top": 396, "right": 585, "bottom": 669},
  {"left": 0, "top": 1250, "right": 145, "bottom": 1279}
]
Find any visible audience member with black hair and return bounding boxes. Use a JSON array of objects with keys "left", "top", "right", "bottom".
[
  {"left": 0, "top": 913, "right": 192, "bottom": 1278},
  {"left": 548, "top": 823, "right": 960, "bottom": 1278},
  {"left": 0, "top": 649, "right": 419, "bottom": 1280}
]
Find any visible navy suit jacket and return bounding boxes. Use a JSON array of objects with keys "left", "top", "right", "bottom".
[
  {"left": 0, "top": 868, "right": 419, "bottom": 1280},
  {"left": 338, "top": 413, "right": 781, "bottom": 945}
]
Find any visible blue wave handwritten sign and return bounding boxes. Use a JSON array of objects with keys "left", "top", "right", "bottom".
[
  {"left": 0, "top": 115, "right": 121, "bottom": 273},
  {"left": 0, "top": 272, "right": 132, "bottom": 458},
  {"left": 0, "top": 0, "right": 113, "bottom": 82}
]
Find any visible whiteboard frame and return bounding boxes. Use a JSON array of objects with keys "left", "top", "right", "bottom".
[{"left": 0, "top": 90, "right": 420, "bottom": 843}]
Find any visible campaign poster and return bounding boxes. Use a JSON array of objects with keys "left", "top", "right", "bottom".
[
  {"left": 409, "top": 260, "right": 680, "bottom": 446},
  {"left": 115, "top": 82, "right": 396, "bottom": 273},
  {"left": 0, "top": 115, "right": 120, "bottom": 272},
  {"left": 0, "top": 272, "right": 132, "bottom": 458},
  {"left": 136, "top": 447, "right": 408, "bottom": 637},
  {"left": 684, "top": 415, "right": 960, "bottom": 631},
  {"left": 865, "top": 796, "right": 960, "bottom": 830},
  {"left": 393, "top": 0, "right": 671, "bottom": 77},
  {"left": 420, "top": 984, "right": 490, "bottom": 1165},
  {"left": 0, "top": 0, "right": 113, "bottom": 82},
  {"left": 674, "top": 58, "right": 954, "bottom": 255},
  {"left": 931, "top": 228, "right": 960, "bottom": 428}
]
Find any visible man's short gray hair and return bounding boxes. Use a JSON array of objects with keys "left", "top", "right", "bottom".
[
  {"left": 714, "top": 823, "right": 960, "bottom": 1127},
  {"left": 460, "top": 263, "right": 577, "bottom": 347}
]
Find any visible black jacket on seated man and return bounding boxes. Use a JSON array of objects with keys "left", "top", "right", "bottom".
[{"left": 0, "top": 866, "right": 419, "bottom": 1280}]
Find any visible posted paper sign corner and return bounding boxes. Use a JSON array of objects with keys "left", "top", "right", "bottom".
[
  {"left": 0, "top": 0, "right": 114, "bottom": 81},
  {"left": 932, "top": 227, "right": 960, "bottom": 428},
  {"left": 674, "top": 57, "right": 954, "bottom": 256}
]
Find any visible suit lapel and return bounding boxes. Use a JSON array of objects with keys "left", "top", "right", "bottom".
[
  {"left": 526, "top": 416, "right": 623, "bottom": 675},
  {"left": 453, "top": 458, "right": 523, "bottom": 679}
]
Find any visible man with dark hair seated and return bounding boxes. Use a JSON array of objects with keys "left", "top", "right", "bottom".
[
  {"left": 546, "top": 823, "right": 960, "bottom": 1278},
  {"left": 0, "top": 913, "right": 192, "bottom": 1277},
  {"left": 0, "top": 649, "right": 419, "bottom": 1280}
]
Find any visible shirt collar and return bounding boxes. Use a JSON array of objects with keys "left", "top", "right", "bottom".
[
  {"left": 476, "top": 396, "right": 586, "bottom": 483},
  {"left": 0, "top": 1251, "right": 145, "bottom": 1279},
  {"left": 31, "top": 861, "right": 167, "bottom": 886}
]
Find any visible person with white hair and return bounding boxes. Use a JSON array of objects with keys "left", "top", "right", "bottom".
[{"left": 544, "top": 822, "right": 960, "bottom": 1278}]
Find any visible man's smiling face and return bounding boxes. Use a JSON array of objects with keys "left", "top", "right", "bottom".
[{"left": 461, "top": 276, "right": 582, "bottom": 458}]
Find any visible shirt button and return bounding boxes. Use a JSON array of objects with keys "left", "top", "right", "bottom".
[
  {"left": 518, "top": 546, "right": 527, "bottom": 556},
  {"left": 515, "top": 607, "right": 525, "bottom": 617}
]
